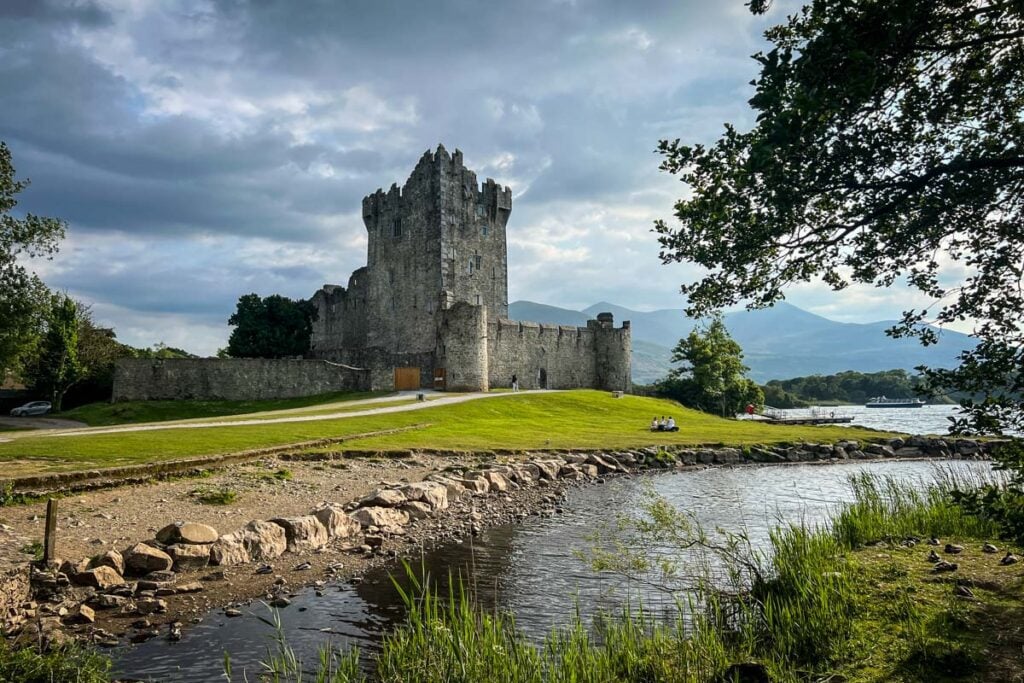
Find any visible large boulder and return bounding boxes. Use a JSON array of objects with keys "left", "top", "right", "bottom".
[
  {"left": 483, "top": 471, "right": 510, "bottom": 493},
  {"left": 532, "top": 460, "right": 562, "bottom": 480},
  {"left": 270, "top": 516, "right": 329, "bottom": 553},
  {"left": 167, "top": 543, "right": 211, "bottom": 571},
  {"left": 75, "top": 566, "right": 125, "bottom": 590},
  {"left": 124, "top": 543, "right": 174, "bottom": 575},
  {"left": 156, "top": 522, "right": 219, "bottom": 545},
  {"left": 401, "top": 501, "right": 433, "bottom": 520},
  {"left": 89, "top": 550, "right": 125, "bottom": 576},
  {"left": 312, "top": 504, "right": 361, "bottom": 539},
  {"left": 402, "top": 481, "right": 449, "bottom": 510},
  {"left": 460, "top": 476, "right": 490, "bottom": 494},
  {"left": 359, "top": 489, "right": 407, "bottom": 508},
  {"left": 350, "top": 506, "right": 409, "bottom": 530},
  {"left": 210, "top": 520, "right": 287, "bottom": 566}
]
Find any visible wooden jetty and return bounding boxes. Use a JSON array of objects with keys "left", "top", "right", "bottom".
[{"left": 755, "top": 406, "right": 855, "bottom": 426}]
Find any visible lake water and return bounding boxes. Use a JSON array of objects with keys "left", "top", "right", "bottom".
[
  {"left": 772, "top": 403, "right": 961, "bottom": 434},
  {"left": 113, "top": 459, "right": 991, "bottom": 681}
]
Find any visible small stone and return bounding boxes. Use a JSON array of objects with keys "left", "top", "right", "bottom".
[
  {"left": 75, "top": 566, "right": 125, "bottom": 590},
  {"left": 359, "top": 489, "right": 407, "bottom": 508},
  {"left": 93, "top": 594, "right": 129, "bottom": 609},
  {"left": 125, "top": 544, "right": 174, "bottom": 575},
  {"left": 131, "top": 628, "right": 160, "bottom": 643},
  {"left": 65, "top": 604, "right": 95, "bottom": 624},
  {"left": 167, "top": 543, "right": 211, "bottom": 571},
  {"left": 168, "top": 624, "right": 182, "bottom": 641},
  {"left": 136, "top": 598, "right": 168, "bottom": 615},
  {"left": 269, "top": 596, "right": 291, "bottom": 608},
  {"left": 269, "top": 516, "right": 329, "bottom": 553},
  {"left": 156, "top": 522, "right": 219, "bottom": 545},
  {"left": 177, "top": 582, "right": 204, "bottom": 594},
  {"left": 90, "top": 550, "right": 125, "bottom": 576}
]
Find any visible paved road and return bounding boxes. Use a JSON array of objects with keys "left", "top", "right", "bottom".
[
  {"left": 0, "top": 416, "right": 88, "bottom": 431},
  {"left": 5, "top": 390, "right": 549, "bottom": 440}
]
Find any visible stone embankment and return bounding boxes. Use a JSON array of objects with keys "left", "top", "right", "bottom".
[{"left": 1, "top": 436, "right": 998, "bottom": 649}]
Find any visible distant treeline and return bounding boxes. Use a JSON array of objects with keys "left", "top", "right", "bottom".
[{"left": 761, "top": 369, "right": 958, "bottom": 408}]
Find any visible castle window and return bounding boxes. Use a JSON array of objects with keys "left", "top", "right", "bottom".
[
  {"left": 475, "top": 294, "right": 482, "bottom": 306},
  {"left": 392, "top": 217, "right": 402, "bottom": 238},
  {"left": 467, "top": 259, "right": 474, "bottom": 275},
  {"left": 474, "top": 255, "right": 482, "bottom": 270},
  {"left": 491, "top": 266, "right": 496, "bottom": 278},
  {"left": 481, "top": 224, "right": 489, "bottom": 237}
]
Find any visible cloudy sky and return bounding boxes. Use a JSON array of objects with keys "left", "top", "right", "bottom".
[{"left": 2, "top": 0, "right": 953, "bottom": 355}]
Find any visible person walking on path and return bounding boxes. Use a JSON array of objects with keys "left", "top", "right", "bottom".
[{"left": 511, "top": 374, "right": 519, "bottom": 392}]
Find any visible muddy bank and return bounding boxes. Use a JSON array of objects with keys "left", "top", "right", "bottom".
[{"left": 0, "top": 436, "right": 1000, "bottom": 651}]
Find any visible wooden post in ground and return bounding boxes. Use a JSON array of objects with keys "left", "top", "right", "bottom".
[{"left": 43, "top": 498, "right": 58, "bottom": 564}]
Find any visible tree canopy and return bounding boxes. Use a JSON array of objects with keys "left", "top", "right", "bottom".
[
  {"left": 0, "top": 142, "right": 66, "bottom": 376},
  {"left": 24, "top": 293, "right": 84, "bottom": 411},
  {"left": 658, "top": 315, "right": 763, "bottom": 417},
  {"left": 226, "top": 293, "right": 317, "bottom": 359},
  {"left": 655, "top": 0, "right": 1023, "bottom": 435}
]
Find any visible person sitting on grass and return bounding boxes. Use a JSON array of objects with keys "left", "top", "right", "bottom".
[
  {"left": 666, "top": 416, "right": 678, "bottom": 432},
  {"left": 650, "top": 417, "right": 659, "bottom": 431}
]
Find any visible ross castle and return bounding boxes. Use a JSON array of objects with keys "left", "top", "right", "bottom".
[
  {"left": 110, "top": 145, "right": 630, "bottom": 402},
  {"left": 308, "top": 144, "right": 631, "bottom": 393}
]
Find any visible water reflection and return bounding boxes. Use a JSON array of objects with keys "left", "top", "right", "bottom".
[{"left": 114, "top": 459, "right": 989, "bottom": 682}]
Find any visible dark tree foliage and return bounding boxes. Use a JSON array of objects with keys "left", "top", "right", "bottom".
[
  {"left": 765, "top": 369, "right": 943, "bottom": 405},
  {"left": 24, "top": 293, "right": 84, "bottom": 411},
  {"left": 658, "top": 315, "right": 764, "bottom": 417},
  {"left": 0, "top": 142, "right": 66, "bottom": 376},
  {"left": 226, "top": 293, "right": 317, "bottom": 359},
  {"left": 654, "top": 0, "right": 1024, "bottom": 437},
  {"left": 62, "top": 306, "right": 140, "bottom": 409}
]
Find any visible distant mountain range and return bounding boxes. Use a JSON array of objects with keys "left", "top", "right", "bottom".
[{"left": 508, "top": 300, "right": 976, "bottom": 384}]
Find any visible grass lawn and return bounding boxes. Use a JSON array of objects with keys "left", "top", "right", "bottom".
[
  {"left": 0, "top": 391, "right": 892, "bottom": 476},
  {"left": 58, "top": 390, "right": 389, "bottom": 426}
]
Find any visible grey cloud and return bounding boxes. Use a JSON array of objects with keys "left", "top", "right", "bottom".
[{"left": 3, "top": 0, "right": 813, "bottom": 351}]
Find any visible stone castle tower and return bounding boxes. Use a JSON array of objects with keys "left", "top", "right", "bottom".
[{"left": 310, "top": 145, "right": 630, "bottom": 393}]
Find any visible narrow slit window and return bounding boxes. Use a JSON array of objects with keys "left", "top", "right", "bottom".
[{"left": 392, "top": 217, "right": 402, "bottom": 238}]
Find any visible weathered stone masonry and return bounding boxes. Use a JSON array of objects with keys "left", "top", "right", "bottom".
[
  {"left": 112, "top": 358, "right": 368, "bottom": 402},
  {"left": 310, "top": 145, "right": 632, "bottom": 392}
]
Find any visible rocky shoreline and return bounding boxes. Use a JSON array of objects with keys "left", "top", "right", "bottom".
[{"left": 0, "top": 435, "right": 1000, "bottom": 652}]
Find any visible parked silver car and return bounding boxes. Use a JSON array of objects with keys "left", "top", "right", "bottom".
[{"left": 10, "top": 401, "right": 52, "bottom": 417}]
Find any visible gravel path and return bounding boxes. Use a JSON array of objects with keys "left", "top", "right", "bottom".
[{"left": 15, "top": 390, "right": 550, "bottom": 439}]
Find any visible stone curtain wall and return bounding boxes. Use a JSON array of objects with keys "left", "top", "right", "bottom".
[
  {"left": 112, "top": 359, "right": 369, "bottom": 402},
  {"left": 486, "top": 319, "right": 630, "bottom": 391}
]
